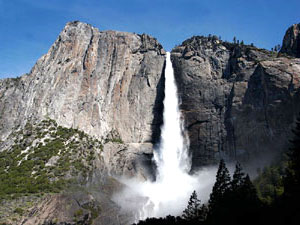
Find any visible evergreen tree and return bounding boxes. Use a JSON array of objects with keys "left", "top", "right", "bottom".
[
  {"left": 231, "top": 162, "right": 245, "bottom": 191},
  {"left": 198, "top": 204, "right": 208, "bottom": 222},
  {"left": 241, "top": 40, "right": 244, "bottom": 45},
  {"left": 284, "top": 115, "right": 300, "bottom": 196},
  {"left": 279, "top": 113, "right": 300, "bottom": 224},
  {"left": 182, "top": 190, "right": 201, "bottom": 220},
  {"left": 207, "top": 161, "right": 261, "bottom": 225},
  {"left": 233, "top": 36, "right": 237, "bottom": 44},
  {"left": 208, "top": 159, "right": 231, "bottom": 211},
  {"left": 231, "top": 163, "right": 259, "bottom": 205},
  {"left": 241, "top": 175, "right": 260, "bottom": 203},
  {"left": 206, "top": 160, "right": 231, "bottom": 224}
]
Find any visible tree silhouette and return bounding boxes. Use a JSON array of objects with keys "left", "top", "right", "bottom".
[
  {"left": 209, "top": 159, "right": 231, "bottom": 209},
  {"left": 280, "top": 113, "right": 300, "bottom": 224},
  {"left": 206, "top": 161, "right": 261, "bottom": 225},
  {"left": 242, "top": 175, "right": 260, "bottom": 204},
  {"left": 182, "top": 191, "right": 201, "bottom": 220},
  {"left": 284, "top": 115, "right": 300, "bottom": 196},
  {"left": 233, "top": 36, "right": 237, "bottom": 44},
  {"left": 231, "top": 162, "right": 245, "bottom": 191}
]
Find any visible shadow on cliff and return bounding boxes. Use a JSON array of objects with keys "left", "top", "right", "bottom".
[
  {"left": 240, "top": 64, "right": 300, "bottom": 173},
  {"left": 151, "top": 61, "right": 166, "bottom": 147},
  {"left": 142, "top": 60, "right": 165, "bottom": 180}
]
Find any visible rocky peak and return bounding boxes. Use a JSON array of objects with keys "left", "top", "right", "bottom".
[
  {"left": 0, "top": 21, "right": 166, "bottom": 146},
  {"left": 280, "top": 23, "right": 300, "bottom": 58},
  {"left": 138, "top": 33, "right": 165, "bottom": 55},
  {"left": 172, "top": 35, "right": 222, "bottom": 59},
  {"left": 173, "top": 35, "right": 276, "bottom": 63}
]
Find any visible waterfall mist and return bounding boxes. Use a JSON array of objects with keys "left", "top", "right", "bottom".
[{"left": 113, "top": 52, "right": 217, "bottom": 221}]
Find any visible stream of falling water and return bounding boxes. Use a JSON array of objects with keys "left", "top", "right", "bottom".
[
  {"left": 137, "top": 52, "right": 198, "bottom": 218},
  {"left": 154, "top": 51, "right": 191, "bottom": 178},
  {"left": 113, "top": 52, "right": 217, "bottom": 222}
]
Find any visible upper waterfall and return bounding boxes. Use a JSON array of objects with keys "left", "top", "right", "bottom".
[
  {"left": 114, "top": 52, "right": 217, "bottom": 222},
  {"left": 139, "top": 52, "right": 197, "bottom": 218},
  {"left": 154, "top": 51, "right": 191, "bottom": 185}
]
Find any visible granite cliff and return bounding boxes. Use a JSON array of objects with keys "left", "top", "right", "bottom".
[
  {"left": 280, "top": 23, "right": 300, "bottom": 58},
  {"left": 171, "top": 35, "right": 300, "bottom": 168},
  {"left": 0, "top": 21, "right": 165, "bottom": 178}
]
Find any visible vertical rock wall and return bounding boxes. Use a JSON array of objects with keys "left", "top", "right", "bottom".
[
  {"left": 0, "top": 22, "right": 166, "bottom": 145},
  {"left": 171, "top": 36, "right": 300, "bottom": 168}
]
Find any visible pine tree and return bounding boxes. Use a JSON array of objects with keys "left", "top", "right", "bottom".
[
  {"left": 206, "top": 160, "right": 232, "bottom": 224},
  {"left": 284, "top": 114, "right": 300, "bottom": 198},
  {"left": 182, "top": 190, "right": 201, "bottom": 220},
  {"left": 208, "top": 159, "right": 231, "bottom": 211},
  {"left": 240, "top": 175, "right": 260, "bottom": 205},
  {"left": 231, "top": 162, "right": 245, "bottom": 191},
  {"left": 276, "top": 113, "right": 300, "bottom": 224},
  {"left": 198, "top": 204, "right": 208, "bottom": 222},
  {"left": 233, "top": 36, "right": 237, "bottom": 44}
]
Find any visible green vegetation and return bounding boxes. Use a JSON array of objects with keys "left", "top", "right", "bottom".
[
  {"left": 254, "top": 161, "right": 285, "bottom": 204},
  {"left": 182, "top": 191, "right": 207, "bottom": 222},
  {"left": 13, "top": 207, "right": 24, "bottom": 215},
  {"left": 0, "top": 119, "right": 103, "bottom": 200},
  {"left": 104, "top": 130, "right": 124, "bottom": 144},
  {"left": 74, "top": 208, "right": 84, "bottom": 218},
  {"left": 82, "top": 203, "right": 101, "bottom": 224},
  {"left": 72, "top": 203, "right": 101, "bottom": 224},
  {"left": 109, "top": 137, "right": 124, "bottom": 144}
]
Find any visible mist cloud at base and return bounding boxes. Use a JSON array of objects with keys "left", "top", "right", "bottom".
[{"left": 112, "top": 166, "right": 218, "bottom": 221}]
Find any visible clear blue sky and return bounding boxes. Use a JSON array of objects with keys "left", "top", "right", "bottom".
[{"left": 0, "top": 0, "right": 299, "bottom": 78}]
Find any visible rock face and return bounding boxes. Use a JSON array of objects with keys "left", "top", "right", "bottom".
[
  {"left": 0, "top": 21, "right": 165, "bottom": 145},
  {"left": 21, "top": 177, "right": 132, "bottom": 225},
  {"left": 0, "top": 21, "right": 166, "bottom": 225},
  {"left": 102, "top": 142, "right": 155, "bottom": 180},
  {"left": 171, "top": 36, "right": 300, "bottom": 168},
  {"left": 0, "top": 21, "right": 165, "bottom": 177},
  {"left": 280, "top": 23, "right": 300, "bottom": 58}
]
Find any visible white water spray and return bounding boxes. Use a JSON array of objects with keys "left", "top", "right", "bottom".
[
  {"left": 139, "top": 52, "right": 197, "bottom": 217},
  {"left": 154, "top": 51, "right": 191, "bottom": 177},
  {"left": 114, "top": 52, "right": 217, "bottom": 221}
]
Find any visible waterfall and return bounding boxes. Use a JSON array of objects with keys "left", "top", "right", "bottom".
[
  {"left": 114, "top": 52, "right": 217, "bottom": 222},
  {"left": 154, "top": 52, "right": 191, "bottom": 179},
  {"left": 137, "top": 52, "right": 198, "bottom": 218}
]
